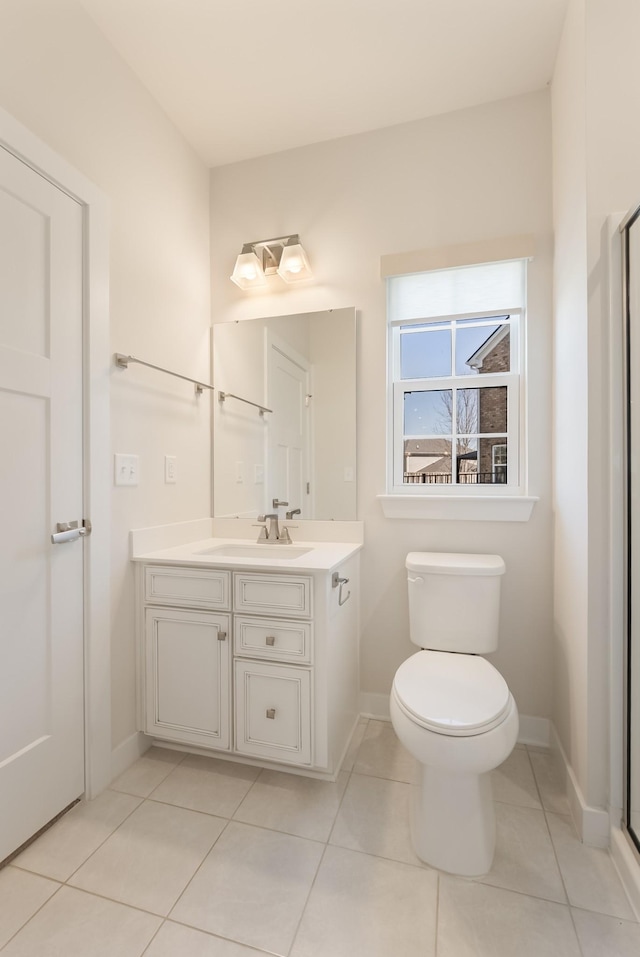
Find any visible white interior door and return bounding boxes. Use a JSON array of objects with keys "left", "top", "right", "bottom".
[
  {"left": 266, "top": 338, "right": 311, "bottom": 517},
  {"left": 0, "top": 145, "right": 85, "bottom": 862}
]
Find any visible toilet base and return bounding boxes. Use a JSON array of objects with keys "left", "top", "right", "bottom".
[{"left": 411, "top": 765, "right": 495, "bottom": 876}]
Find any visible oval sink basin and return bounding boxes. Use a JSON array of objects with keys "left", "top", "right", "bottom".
[{"left": 195, "top": 544, "right": 312, "bottom": 560}]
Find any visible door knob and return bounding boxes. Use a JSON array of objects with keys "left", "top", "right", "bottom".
[{"left": 51, "top": 520, "right": 92, "bottom": 544}]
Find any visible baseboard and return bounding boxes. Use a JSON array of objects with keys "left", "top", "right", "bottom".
[
  {"left": 359, "top": 692, "right": 390, "bottom": 720},
  {"left": 110, "top": 731, "right": 152, "bottom": 783},
  {"left": 610, "top": 827, "right": 640, "bottom": 919},
  {"left": 549, "top": 723, "right": 610, "bottom": 847},
  {"left": 517, "top": 715, "right": 551, "bottom": 748}
]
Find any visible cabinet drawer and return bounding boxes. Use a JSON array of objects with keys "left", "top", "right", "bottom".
[
  {"left": 234, "top": 573, "right": 311, "bottom": 618},
  {"left": 234, "top": 616, "right": 312, "bottom": 664},
  {"left": 145, "top": 565, "right": 230, "bottom": 610},
  {"left": 234, "top": 660, "right": 311, "bottom": 765}
]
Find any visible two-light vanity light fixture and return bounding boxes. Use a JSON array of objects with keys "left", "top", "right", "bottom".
[{"left": 230, "top": 234, "right": 313, "bottom": 290}]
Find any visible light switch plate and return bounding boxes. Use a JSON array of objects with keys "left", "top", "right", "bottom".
[
  {"left": 164, "top": 455, "right": 177, "bottom": 484},
  {"left": 114, "top": 453, "right": 139, "bottom": 486}
]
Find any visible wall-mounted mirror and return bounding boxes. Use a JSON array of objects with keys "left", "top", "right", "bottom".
[{"left": 213, "top": 307, "right": 356, "bottom": 520}]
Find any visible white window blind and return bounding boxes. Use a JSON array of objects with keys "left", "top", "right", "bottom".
[{"left": 388, "top": 260, "right": 526, "bottom": 322}]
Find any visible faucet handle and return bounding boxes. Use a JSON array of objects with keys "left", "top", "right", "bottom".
[{"left": 272, "top": 498, "right": 289, "bottom": 508}]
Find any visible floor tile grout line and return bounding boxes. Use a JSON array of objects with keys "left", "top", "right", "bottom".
[
  {"left": 567, "top": 904, "right": 588, "bottom": 957},
  {"left": 8, "top": 880, "right": 167, "bottom": 922},
  {"left": 287, "top": 725, "right": 364, "bottom": 953},
  {"left": 536, "top": 795, "right": 586, "bottom": 950},
  {"left": 526, "top": 744, "right": 569, "bottom": 815},
  {"left": 11, "top": 789, "right": 146, "bottom": 888},
  {"left": 570, "top": 901, "right": 640, "bottom": 924},
  {"left": 60, "top": 804, "right": 231, "bottom": 922},
  {"left": 0, "top": 878, "right": 65, "bottom": 953},
  {"left": 542, "top": 805, "right": 640, "bottom": 924},
  {"left": 143, "top": 793, "right": 246, "bottom": 823},
  {"left": 111, "top": 746, "right": 189, "bottom": 794},
  {"left": 166, "top": 915, "right": 281, "bottom": 956},
  {"left": 522, "top": 745, "right": 549, "bottom": 811},
  {"left": 139, "top": 915, "right": 167, "bottom": 957},
  {"left": 286, "top": 842, "right": 331, "bottom": 957},
  {"left": 164, "top": 814, "right": 233, "bottom": 922}
]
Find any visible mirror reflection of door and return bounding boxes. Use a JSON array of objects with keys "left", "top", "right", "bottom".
[
  {"left": 212, "top": 307, "right": 356, "bottom": 521},
  {"left": 266, "top": 332, "right": 312, "bottom": 518}
]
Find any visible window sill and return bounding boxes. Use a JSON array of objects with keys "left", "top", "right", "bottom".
[{"left": 377, "top": 494, "right": 538, "bottom": 522}]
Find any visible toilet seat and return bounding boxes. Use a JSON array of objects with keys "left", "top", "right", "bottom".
[{"left": 392, "top": 651, "right": 511, "bottom": 737}]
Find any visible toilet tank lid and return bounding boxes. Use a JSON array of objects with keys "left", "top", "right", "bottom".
[{"left": 406, "top": 552, "right": 505, "bottom": 576}]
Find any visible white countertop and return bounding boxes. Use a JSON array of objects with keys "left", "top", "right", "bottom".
[{"left": 132, "top": 537, "right": 362, "bottom": 573}]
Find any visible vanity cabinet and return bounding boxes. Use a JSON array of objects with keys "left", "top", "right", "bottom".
[{"left": 136, "top": 554, "right": 359, "bottom": 778}]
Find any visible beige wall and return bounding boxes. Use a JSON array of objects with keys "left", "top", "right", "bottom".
[
  {"left": 0, "top": 0, "right": 212, "bottom": 750},
  {"left": 551, "top": 0, "right": 591, "bottom": 799},
  {"left": 210, "top": 91, "right": 555, "bottom": 718}
]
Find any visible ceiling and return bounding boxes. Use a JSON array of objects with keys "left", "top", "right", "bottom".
[{"left": 80, "top": 0, "right": 567, "bottom": 168}]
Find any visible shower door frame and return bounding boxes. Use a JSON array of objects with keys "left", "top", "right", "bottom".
[{"left": 621, "top": 202, "right": 640, "bottom": 859}]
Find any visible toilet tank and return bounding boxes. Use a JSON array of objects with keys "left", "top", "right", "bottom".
[{"left": 406, "top": 552, "right": 505, "bottom": 654}]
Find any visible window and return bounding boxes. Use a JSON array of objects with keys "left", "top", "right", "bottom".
[
  {"left": 387, "top": 259, "right": 526, "bottom": 496},
  {"left": 492, "top": 443, "right": 508, "bottom": 483}
]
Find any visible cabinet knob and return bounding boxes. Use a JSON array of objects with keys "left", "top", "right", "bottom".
[
  {"left": 266, "top": 708, "right": 276, "bottom": 719},
  {"left": 217, "top": 631, "right": 227, "bottom": 641},
  {"left": 265, "top": 635, "right": 276, "bottom": 646}
]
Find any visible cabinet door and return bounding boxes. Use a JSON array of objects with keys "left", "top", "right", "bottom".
[
  {"left": 235, "top": 660, "right": 311, "bottom": 765},
  {"left": 145, "top": 608, "right": 230, "bottom": 748}
]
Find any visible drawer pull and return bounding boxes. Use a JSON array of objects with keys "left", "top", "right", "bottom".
[
  {"left": 266, "top": 708, "right": 276, "bottom": 719},
  {"left": 217, "top": 631, "right": 227, "bottom": 641},
  {"left": 265, "top": 635, "right": 276, "bottom": 646}
]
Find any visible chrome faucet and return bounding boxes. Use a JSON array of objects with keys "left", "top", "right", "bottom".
[
  {"left": 255, "top": 512, "right": 297, "bottom": 544},
  {"left": 286, "top": 507, "right": 301, "bottom": 520},
  {"left": 256, "top": 513, "right": 280, "bottom": 541}
]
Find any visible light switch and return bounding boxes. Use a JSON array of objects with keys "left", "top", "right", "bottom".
[
  {"left": 254, "top": 464, "right": 264, "bottom": 484},
  {"left": 114, "top": 453, "right": 139, "bottom": 487},
  {"left": 236, "top": 461, "right": 244, "bottom": 484},
  {"left": 165, "top": 455, "right": 177, "bottom": 484}
]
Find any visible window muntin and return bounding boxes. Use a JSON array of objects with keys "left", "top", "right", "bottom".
[{"left": 388, "top": 260, "right": 525, "bottom": 495}]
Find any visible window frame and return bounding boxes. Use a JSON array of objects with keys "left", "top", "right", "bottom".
[{"left": 387, "top": 303, "right": 527, "bottom": 498}]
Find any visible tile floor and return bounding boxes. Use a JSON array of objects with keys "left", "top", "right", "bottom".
[{"left": 1, "top": 720, "right": 639, "bottom": 956}]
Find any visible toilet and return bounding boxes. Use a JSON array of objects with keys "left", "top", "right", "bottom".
[{"left": 390, "top": 552, "right": 518, "bottom": 877}]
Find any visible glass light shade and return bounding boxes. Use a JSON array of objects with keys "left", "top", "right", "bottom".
[
  {"left": 230, "top": 251, "right": 266, "bottom": 289},
  {"left": 276, "top": 243, "right": 313, "bottom": 283}
]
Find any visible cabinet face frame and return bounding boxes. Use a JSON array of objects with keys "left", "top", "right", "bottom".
[{"left": 144, "top": 606, "right": 231, "bottom": 749}]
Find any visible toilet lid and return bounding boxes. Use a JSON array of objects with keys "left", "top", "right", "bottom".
[{"left": 393, "top": 651, "right": 511, "bottom": 736}]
